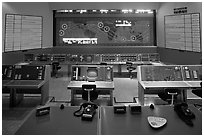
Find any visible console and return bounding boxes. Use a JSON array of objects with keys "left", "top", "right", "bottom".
[
  {"left": 36, "top": 54, "right": 51, "bottom": 61},
  {"left": 181, "top": 65, "right": 202, "bottom": 81},
  {"left": 101, "top": 54, "right": 118, "bottom": 62},
  {"left": 140, "top": 65, "right": 183, "bottom": 81},
  {"left": 137, "top": 65, "right": 202, "bottom": 105},
  {"left": 2, "top": 65, "right": 14, "bottom": 80},
  {"left": 3, "top": 65, "right": 50, "bottom": 107},
  {"left": 14, "top": 65, "right": 45, "bottom": 80},
  {"left": 71, "top": 65, "right": 113, "bottom": 81},
  {"left": 51, "top": 54, "right": 66, "bottom": 62},
  {"left": 120, "top": 54, "right": 139, "bottom": 62}
]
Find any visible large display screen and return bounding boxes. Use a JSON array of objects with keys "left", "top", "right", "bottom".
[{"left": 54, "top": 9, "right": 155, "bottom": 46}]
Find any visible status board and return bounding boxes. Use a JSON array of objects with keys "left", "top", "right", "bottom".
[
  {"left": 165, "top": 13, "right": 201, "bottom": 52},
  {"left": 4, "top": 14, "right": 42, "bottom": 52}
]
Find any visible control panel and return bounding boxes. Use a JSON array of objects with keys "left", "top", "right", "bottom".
[
  {"left": 78, "top": 54, "right": 94, "bottom": 62},
  {"left": 14, "top": 65, "right": 45, "bottom": 80},
  {"left": 24, "top": 54, "right": 34, "bottom": 62},
  {"left": 36, "top": 54, "right": 51, "bottom": 61},
  {"left": 140, "top": 54, "right": 149, "bottom": 61},
  {"left": 24, "top": 53, "right": 160, "bottom": 64},
  {"left": 68, "top": 54, "right": 79, "bottom": 62},
  {"left": 51, "top": 54, "right": 66, "bottom": 62},
  {"left": 141, "top": 65, "right": 183, "bottom": 81},
  {"left": 149, "top": 53, "right": 160, "bottom": 62},
  {"left": 2, "top": 65, "right": 14, "bottom": 80},
  {"left": 182, "top": 65, "right": 202, "bottom": 81},
  {"left": 71, "top": 65, "right": 113, "bottom": 81},
  {"left": 140, "top": 65, "right": 202, "bottom": 82},
  {"left": 101, "top": 54, "right": 118, "bottom": 62},
  {"left": 120, "top": 54, "right": 139, "bottom": 62}
]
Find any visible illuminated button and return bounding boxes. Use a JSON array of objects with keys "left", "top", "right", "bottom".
[
  {"left": 18, "top": 74, "right": 21, "bottom": 79},
  {"left": 38, "top": 76, "right": 42, "bottom": 80}
]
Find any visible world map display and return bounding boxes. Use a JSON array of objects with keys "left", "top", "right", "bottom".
[{"left": 56, "top": 18, "right": 153, "bottom": 46}]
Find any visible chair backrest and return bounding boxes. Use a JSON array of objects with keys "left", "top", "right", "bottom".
[
  {"left": 52, "top": 62, "right": 60, "bottom": 69},
  {"left": 192, "top": 82, "right": 202, "bottom": 98},
  {"left": 82, "top": 84, "right": 98, "bottom": 101},
  {"left": 126, "top": 61, "right": 133, "bottom": 67},
  {"left": 158, "top": 88, "right": 180, "bottom": 104}
]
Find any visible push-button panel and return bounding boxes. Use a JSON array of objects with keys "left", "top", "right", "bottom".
[{"left": 14, "top": 65, "right": 45, "bottom": 80}]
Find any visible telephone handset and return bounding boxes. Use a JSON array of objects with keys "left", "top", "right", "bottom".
[
  {"left": 73, "top": 102, "right": 98, "bottom": 121},
  {"left": 174, "top": 103, "right": 195, "bottom": 126}
]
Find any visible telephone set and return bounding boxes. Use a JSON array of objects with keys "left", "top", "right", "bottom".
[
  {"left": 73, "top": 102, "right": 98, "bottom": 121},
  {"left": 174, "top": 103, "right": 195, "bottom": 126}
]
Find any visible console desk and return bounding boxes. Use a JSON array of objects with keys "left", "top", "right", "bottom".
[
  {"left": 67, "top": 81, "right": 114, "bottom": 105},
  {"left": 15, "top": 106, "right": 99, "bottom": 135},
  {"left": 15, "top": 105, "right": 201, "bottom": 135},
  {"left": 100, "top": 105, "right": 202, "bottom": 135}
]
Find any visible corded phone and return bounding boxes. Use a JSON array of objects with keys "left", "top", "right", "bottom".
[
  {"left": 73, "top": 102, "right": 98, "bottom": 121},
  {"left": 174, "top": 103, "right": 195, "bottom": 126}
]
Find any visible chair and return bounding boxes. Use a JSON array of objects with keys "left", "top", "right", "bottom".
[
  {"left": 82, "top": 84, "right": 98, "bottom": 102},
  {"left": 191, "top": 82, "right": 202, "bottom": 98},
  {"left": 158, "top": 89, "right": 180, "bottom": 106},
  {"left": 191, "top": 83, "right": 202, "bottom": 111},
  {"left": 126, "top": 61, "right": 136, "bottom": 79},
  {"left": 51, "top": 62, "right": 61, "bottom": 78}
]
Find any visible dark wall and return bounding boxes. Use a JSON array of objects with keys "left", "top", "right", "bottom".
[{"left": 158, "top": 47, "right": 202, "bottom": 65}]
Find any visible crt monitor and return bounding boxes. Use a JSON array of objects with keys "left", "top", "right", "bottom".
[
  {"left": 87, "top": 67, "right": 98, "bottom": 81},
  {"left": 39, "top": 54, "right": 49, "bottom": 61}
]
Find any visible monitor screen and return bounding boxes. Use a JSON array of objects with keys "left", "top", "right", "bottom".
[
  {"left": 39, "top": 54, "right": 49, "bottom": 61},
  {"left": 87, "top": 67, "right": 98, "bottom": 81}
]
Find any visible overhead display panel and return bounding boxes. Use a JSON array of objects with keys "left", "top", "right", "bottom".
[
  {"left": 4, "top": 14, "right": 42, "bottom": 52},
  {"left": 165, "top": 13, "right": 201, "bottom": 52},
  {"left": 54, "top": 9, "right": 156, "bottom": 46}
]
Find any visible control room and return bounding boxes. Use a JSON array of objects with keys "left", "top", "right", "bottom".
[{"left": 2, "top": 1, "right": 202, "bottom": 135}]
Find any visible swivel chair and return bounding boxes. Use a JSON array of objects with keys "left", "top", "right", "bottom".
[
  {"left": 51, "top": 62, "right": 61, "bottom": 78},
  {"left": 158, "top": 89, "right": 180, "bottom": 106},
  {"left": 82, "top": 84, "right": 98, "bottom": 102},
  {"left": 191, "top": 82, "right": 202, "bottom": 98},
  {"left": 191, "top": 82, "right": 202, "bottom": 111},
  {"left": 126, "top": 61, "right": 136, "bottom": 79}
]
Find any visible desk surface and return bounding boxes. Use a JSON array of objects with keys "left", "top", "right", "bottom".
[
  {"left": 4, "top": 80, "right": 45, "bottom": 89},
  {"left": 140, "top": 81, "right": 190, "bottom": 89},
  {"left": 67, "top": 81, "right": 114, "bottom": 90},
  {"left": 186, "top": 81, "right": 202, "bottom": 88},
  {"left": 2, "top": 80, "right": 12, "bottom": 87},
  {"left": 100, "top": 105, "right": 202, "bottom": 135},
  {"left": 15, "top": 106, "right": 99, "bottom": 135}
]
